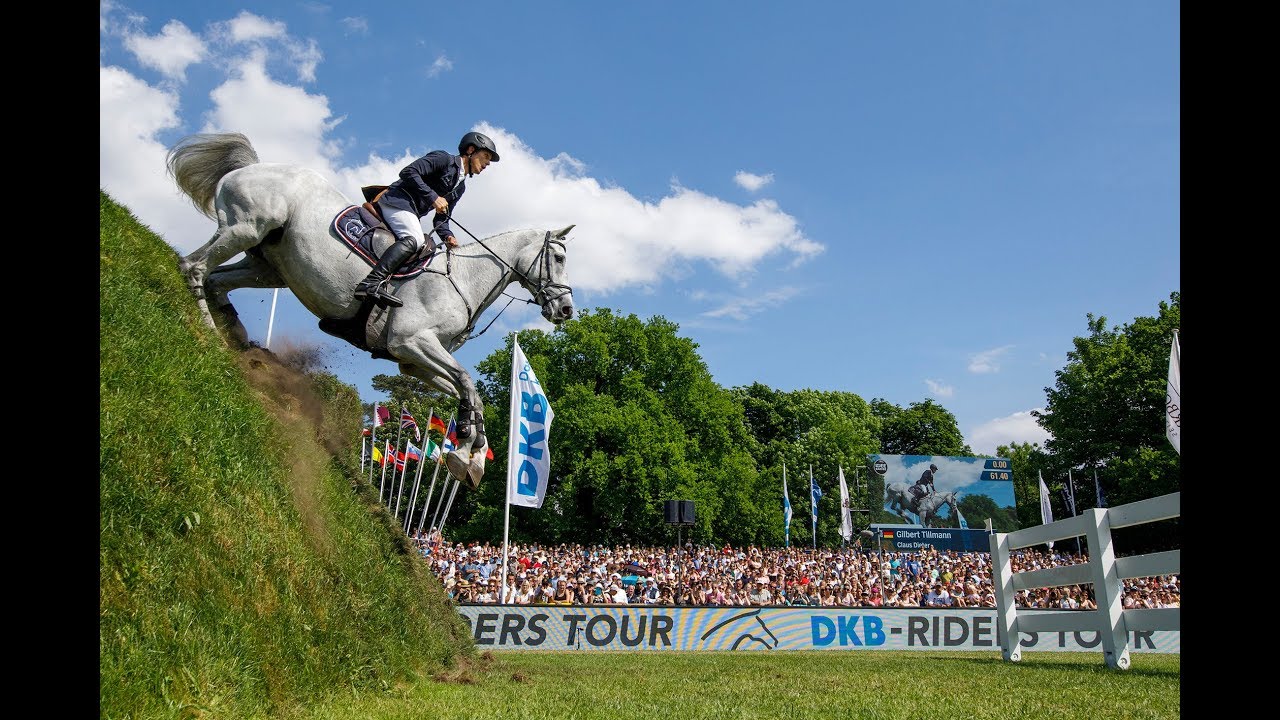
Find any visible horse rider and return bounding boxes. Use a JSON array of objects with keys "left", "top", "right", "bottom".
[
  {"left": 353, "top": 131, "right": 501, "bottom": 308},
  {"left": 910, "top": 463, "right": 938, "bottom": 508}
]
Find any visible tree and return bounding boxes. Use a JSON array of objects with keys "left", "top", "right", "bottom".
[
  {"left": 1033, "top": 293, "right": 1180, "bottom": 504},
  {"left": 462, "top": 309, "right": 767, "bottom": 546},
  {"left": 1030, "top": 292, "right": 1180, "bottom": 552},
  {"left": 872, "top": 398, "right": 972, "bottom": 456}
]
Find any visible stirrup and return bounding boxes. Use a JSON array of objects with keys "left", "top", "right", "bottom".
[{"left": 355, "top": 281, "right": 403, "bottom": 308}]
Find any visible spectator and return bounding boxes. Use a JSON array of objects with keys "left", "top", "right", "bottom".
[{"left": 609, "top": 582, "right": 628, "bottom": 604}]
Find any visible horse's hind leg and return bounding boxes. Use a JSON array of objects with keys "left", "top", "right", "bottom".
[{"left": 206, "top": 255, "right": 285, "bottom": 349}]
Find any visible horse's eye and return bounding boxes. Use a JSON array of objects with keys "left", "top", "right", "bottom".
[{"left": 555, "top": 254, "right": 565, "bottom": 263}]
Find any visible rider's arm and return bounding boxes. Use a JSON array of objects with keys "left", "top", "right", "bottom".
[
  {"left": 433, "top": 182, "right": 463, "bottom": 247},
  {"left": 400, "top": 151, "right": 454, "bottom": 215}
]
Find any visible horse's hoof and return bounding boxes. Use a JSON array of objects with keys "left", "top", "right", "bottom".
[
  {"left": 445, "top": 451, "right": 470, "bottom": 482},
  {"left": 466, "top": 459, "right": 484, "bottom": 490}
]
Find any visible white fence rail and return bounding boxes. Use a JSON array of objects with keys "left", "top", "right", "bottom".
[{"left": 989, "top": 491, "right": 1179, "bottom": 669}]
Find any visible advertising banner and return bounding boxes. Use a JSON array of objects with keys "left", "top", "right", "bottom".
[
  {"left": 873, "top": 525, "right": 993, "bottom": 552},
  {"left": 455, "top": 605, "right": 1179, "bottom": 653},
  {"left": 870, "top": 455, "right": 1018, "bottom": 531}
]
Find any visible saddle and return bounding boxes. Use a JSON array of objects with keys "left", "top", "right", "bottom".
[
  {"left": 317, "top": 186, "right": 440, "bottom": 359},
  {"left": 328, "top": 185, "right": 439, "bottom": 279}
]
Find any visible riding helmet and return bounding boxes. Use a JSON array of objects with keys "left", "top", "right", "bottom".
[
  {"left": 459, "top": 131, "right": 500, "bottom": 161},
  {"left": 929, "top": 464, "right": 938, "bottom": 471}
]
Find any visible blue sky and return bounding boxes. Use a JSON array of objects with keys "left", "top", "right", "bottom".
[{"left": 99, "top": 2, "right": 1179, "bottom": 456}]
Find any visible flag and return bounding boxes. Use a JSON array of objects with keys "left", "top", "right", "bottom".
[
  {"left": 1064, "top": 469, "right": 1077, "bottom": 517},
  {"left": 881, "top": 530, "right": 894, "bottom": 539},
  {"left": 393, "top": 450, "right": 407, "bottom": 471},
  {"left": 371, "top": 445, "right": 383, "bottom": 465},
  {"left": 362, "top": 427, "right": 371, "bottom": 437},
  {"left": 810, "top": 468, "right": 822, "bottom": 525},
  {"left": 401, "top": 408, "right": 421, "bottom": 441},
  {"left": 506, "top": 337, "right": 554, "bottom": 509},
  {"left": 443, "top": 420, "right": 457, "bottom": 452},
  {"left": 405, "top": 442, "right": 423, "bottom": 462},
  {"left": 1038, "top": 471, "right": 1054, "bottom": 549},
  {"left": 424, "top": 439, "right": 440, "bottom": 462},
  {"left": 374, "top": 404, "right": 390, "bottom": 427},
  {"left": 429, "top": 413, "right": 448, "bottom": 435},
  {"left": 1166, "top": 330, "right": 1180, "bottom": 455},
  {"left": 838, "top": 466, "right": 852, "bottom": 542},
  {"left": 782, "top": 464, "right": 793, "bottom": 545}
]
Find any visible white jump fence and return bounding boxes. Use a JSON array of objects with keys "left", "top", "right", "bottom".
[{"left": 989, "top": 491, "right": 1180, "bottom": 669}]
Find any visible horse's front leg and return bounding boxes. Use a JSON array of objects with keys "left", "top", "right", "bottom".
[
  {"left": 389, "top": 333, "right": 488, "bottom": 488},
  {"left": 180, "top": 220, "right": 273, "bottom": 332},
  {"left": 206, "top": 256, "right": 284, "bottom": 349}
]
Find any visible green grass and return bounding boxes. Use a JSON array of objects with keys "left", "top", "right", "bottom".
[
  {"left": 100, "top": 190, "right": 472, "bottom": 719},
  {"left": 99, "top": 189, "right": 1179, "bottom": 719},
  {"left": 282, "top": 651, "right": 1180, "bottom": 720}
]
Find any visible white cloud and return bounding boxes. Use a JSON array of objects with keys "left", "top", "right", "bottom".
[
  {"left": 968, "top": 344, "right": 1014, "bottom": 374},
  {"left": 223, "top": 11, "right": 286, "bottom": 43},
  {"left": 427, "top": 55, "right": 453, "bottom": 78},
  {"left": 734, "top": 171, "right": 773, "bottom": 192},
  {"left": 340, "top": 17, "right": 368, "bottom": 35},
  {"left": 123, "top": 20, "right": 206, "bottom": 81},
  {"left": 99, "top": 10, "right": 824, "bottom": 314},
  {"left": 967, "top": 409, "right": 1050, "bottom": 457},
  {"left": 700, "top": 287, "right": 799, "bottom": 321},
  {"left": 924, "top": 379, "right": 954, "bottom": 398}
]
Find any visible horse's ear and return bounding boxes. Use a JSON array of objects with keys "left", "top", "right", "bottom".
[{"left": 554, "top": 224, "right": 575, "bottom": 240}]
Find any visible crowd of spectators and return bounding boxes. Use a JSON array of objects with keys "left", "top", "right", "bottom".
[{"left": 411, "top": 531, "right": 1180, "bottom": 609}]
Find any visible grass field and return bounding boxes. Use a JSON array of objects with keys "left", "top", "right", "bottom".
[{"left": 283, "top": 650, "right": 1180, "bottom": 720}]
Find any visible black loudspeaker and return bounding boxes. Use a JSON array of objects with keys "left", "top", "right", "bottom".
[
  {"left": 664, "top": 500, "right": 680, "bottom": 524},
  {"left": 679, "top": 500, "right": 696, "bottom": 525}
]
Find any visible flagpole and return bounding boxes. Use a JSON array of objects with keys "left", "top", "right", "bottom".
[
  {"left": 368, "top": 404, "right": 380, "bottom": 486},
  {"left": 811, "top": 463, "right": 817, "bottom": 551},
  {"left": 393, "top": 419, "right": 416, "bottom": 521},
  {"left": 416, "top": 448, "right": 447, "bottom": 536},
  {"left": 418, "top": 412, "right": 456, "bottom": 536},
  {"left": 1166, "top": 329, "right": 1180, "bottom": 455},
  {"left": 387, "top": 405, "right": 404, "bottom": 507},
  {"left": 1068, "top": 468, "right": 1081, "bottom": 556},
  {"left": 360, "top": 433, "right": 367, "bottom": 473},
  {"left": 265, "top": 288, "right": 279, "bottom": 348},
  {"left": 437, "top": 479, "right": 461, "bottom": 535},
  {"left": 404, "top": 407, "right": 434, "bottom": 534},
  {"left": 783, "top": 463, "right": 789, "bottom": 549},
  {"left": 378, "top": 439, "right": 391, "bottom": 503},
  {"left": 500, "top": 333, "right": 517, "bottom": 606}
]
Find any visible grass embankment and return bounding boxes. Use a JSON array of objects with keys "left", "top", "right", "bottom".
[{"left": 99, "top": 190, "right": 473, "bottom": 719}]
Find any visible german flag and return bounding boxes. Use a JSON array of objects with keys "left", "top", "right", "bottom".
[
  {"left": 429, "top": 413, "right": 448, "bottom": 435},
  {"left": 881, "top": 530, "right": 894, "bottom": 539}
]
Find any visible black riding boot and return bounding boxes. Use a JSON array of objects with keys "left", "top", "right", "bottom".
[{"left": 354, "top": 237, "right": 418, "bottom": 308}]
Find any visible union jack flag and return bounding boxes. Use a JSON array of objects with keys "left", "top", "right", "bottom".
[{"left": 400, "top": 408, "right": 421, "bottom": 440}]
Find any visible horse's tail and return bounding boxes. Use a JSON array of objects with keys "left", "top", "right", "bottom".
[{"left": 165, "top": 132, "right": 261, "bottom": 221}]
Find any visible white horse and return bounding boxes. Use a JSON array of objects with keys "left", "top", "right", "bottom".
[
  {"left": 884, "top": 483, "right": 961, "bottom": 526},
  {"left": 166, "top": 132, "right": 576, "bottom": 489}
]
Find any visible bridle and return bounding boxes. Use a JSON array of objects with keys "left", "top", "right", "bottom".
[{"left": 435, "top": 217, "right": 573, "bottom": 349}]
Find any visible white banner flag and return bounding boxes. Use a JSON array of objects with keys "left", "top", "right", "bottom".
[
  {"left": 506, "top": 338, "right": 554, "bottom": 509},
  {"left": 1166, "top": 330, "right": 1180, "bottom": 455},
  {"left": 838, "top": 466, "right": 853, "bottom": 542},
  {"left": 1038, "top": 471, "right": 1054, "bottom": 549}
]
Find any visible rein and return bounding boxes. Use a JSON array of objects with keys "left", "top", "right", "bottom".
[{"left": 425, "top": 215, "right": 572, "bottom": 349}]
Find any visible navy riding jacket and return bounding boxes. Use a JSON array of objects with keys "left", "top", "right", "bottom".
[{"left": 377, "top": 149, "right": 465, "bottom": 244}]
